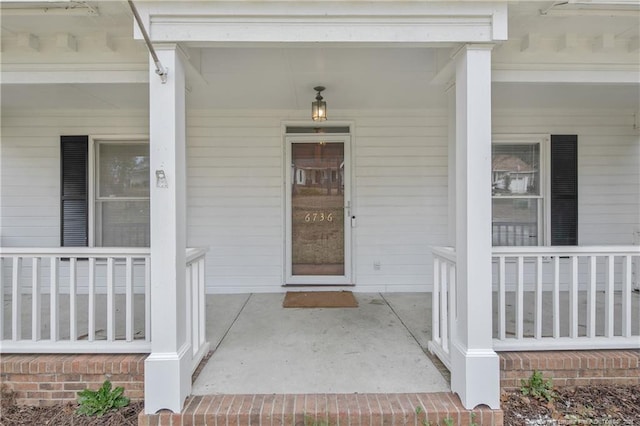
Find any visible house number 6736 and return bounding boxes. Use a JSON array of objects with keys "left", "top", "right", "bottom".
[{"left": 304, "top": 212, "right": 333, "bottom": 222}]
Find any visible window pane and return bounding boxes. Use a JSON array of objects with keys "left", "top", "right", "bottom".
[
  {"left": 492, "top": 198, "right": 538, "bottom": 246},
  {"left": 100, "top": 201, "right": 150, "bottom": 247},
  {"left": 492, "top": 144, "right": 540, "bottom": 196},
  {"left": 99, "top": 143, "right": 149, "bottom": 197}
]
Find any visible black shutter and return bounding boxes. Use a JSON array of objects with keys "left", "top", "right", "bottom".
[
  {"left": 550, "top": 135, "right": 578, "bottom": 246},
  {"left": 61, "top": 136, "right": 88, "bottom": 246}
]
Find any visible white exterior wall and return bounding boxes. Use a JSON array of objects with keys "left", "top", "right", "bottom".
[
  {"left": 2, "top": 107, "right": 638, "bottom": 294},
  {"left": 0, "top": 110, "right": 149, "bottom": 247},
  {"left": 493, "top": 108, "right": 640, "bottom": 246},
  {"left": 186, "top": 110, "right": 449, "bottom": 293}
]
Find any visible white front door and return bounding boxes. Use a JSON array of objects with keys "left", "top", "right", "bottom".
[{"left": 285, "top": 135, "right": 352, "bottom": 285}]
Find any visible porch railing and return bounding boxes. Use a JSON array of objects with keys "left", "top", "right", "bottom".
[
  {"left": 0, "top": 247, "right": 151, "bottom": 353},
  {"left": 492, "top": 246, "right": 640, "bottom": 351},
  {"left": 1, "top": 247, "right": 210, "bottom": 359},
  {"left": 186, "top": 247, "right": 210, "bottom": 373},
  {"left": 428, "top": 246, "right": 456, "bottom": 369},
  {"left": 428, "top": 245, "right": 640, "bottom": 361}
]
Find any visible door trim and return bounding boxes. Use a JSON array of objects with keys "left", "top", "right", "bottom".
[{"left": 284, "top": 134, "right": 353, "bottom": 285}]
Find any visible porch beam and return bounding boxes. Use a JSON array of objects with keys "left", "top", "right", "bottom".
[
  {"left": 135, "top": 2, "right": 507, "bottom": 44},
  {"left": 450, "top": 44, "right": 500, "bottom": 410},
  {"left": 145, "top": 43, "right": 191, "bottom": 414},
  {"left": 492, "top": 68, "right": 640, "bottom": 84}
]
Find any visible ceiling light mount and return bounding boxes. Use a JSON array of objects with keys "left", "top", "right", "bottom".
[{"left": 312, "top": 86, "right": 327, "bottom": 122}]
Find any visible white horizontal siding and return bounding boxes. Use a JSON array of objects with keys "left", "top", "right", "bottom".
[
  {"left": 493, "top": 109, "right": 640, "bottom": 246},
  {"left": 352, "top": 112, "right": 449, "bottom": 291},
  {"left": 186, "top": 111, "right": 284, "bottom": 293},
  {"left": 2, "top": 107, "right": 638, "bottom": 294},
  {"left": 0, "top": 109, "right": 148, "bottom": 247}
]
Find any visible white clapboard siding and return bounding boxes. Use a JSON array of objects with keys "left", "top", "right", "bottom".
[
  {"left": 493, "top": 109, "right": 640, "bottom": 247},
  {"left": 1, "top": 107, "right": 638, "bottom": 294},
  {"left": 0, "top": 109, "right": 149, "bottom": 248}
]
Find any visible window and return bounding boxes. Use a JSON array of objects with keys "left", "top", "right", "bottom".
[
  {"left": 61, "top": 136, "right": 150, "bottom": 247},
  {"left": 492, "top": 135, "right": 577, "bottom": 246}
]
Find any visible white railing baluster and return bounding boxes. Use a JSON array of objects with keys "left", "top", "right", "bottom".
[
  {"left": 12, "top": 257, "right": 22, "bottom": 341},
  {"left": 145, "top": 257, "right": 151, "bottom": 343},
  {"left": 125, "top": 257, "right": 134, "bottom": 342},
  {"left": 535, "top": 256, "right": 542, "bottom": 340},
  {"left": 440, "top": 260, "right": 448, "bottom": 353},
  {"left": 622, "top": 255, "right": 632, "bottom": 338},
  {"left": 570, "top": 255, "right": 578, "bottom": 338},
  {"left": 605, "top": 255, "right": 614, "bottom": 338},
  {"left": 191, "top": 261, "right": 199, "bottom": 356},
  {"left": 587, "top": 256, "right": 597, "bottom": 338},
  {"left": 185, "top": 261, "right": 193, "bottom": 356},
  {"left": 553, "top": 256, "right": 560, "bottom": 339},
  {"left": 69, "top": 258, "right": 77, "bottom": 341},
  {"left": 498, "top": 256, "right": 506, "bottom": 340},
  {"left": 0, "top": 257, "right": 4, "bottom": 340},
  {"left": 432, "top": 257, "right": 440, "bottom": 344},
  {"left": 50, "top": 257, "right": 58, "bottom": 341},
  {"left": 448, "top": 261, "right": 456, "bottom": 341},
  {"left": 32, "top": 258, "right": 41, "bottom": 341},
  {"left": 516, "top": 256, "right": 524, "bottom": 340},
  {"left": 88, "top": 258, "right": 96, "bottom": 342},
  {"left": 106, "top": 257, "right": 115, "bottom": 342},
  {"left": 198, "top": 258, "right": 206, "bottom": 348}
]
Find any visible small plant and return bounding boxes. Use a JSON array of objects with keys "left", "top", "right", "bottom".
[
  {"left": 470, "top": 412, "right": 478, "bottom": 426},
  {"left": 442, "top": 417, "right": 454, "bottom": 426},
  {"left": 76, "top": 380, "right": 130, "bottom": 417},
  {"left": 521, "top": 370, "right": 556, "bottom": 402},
  {"left": 304, "top": 414, "right": 330, "bottom": 426}
]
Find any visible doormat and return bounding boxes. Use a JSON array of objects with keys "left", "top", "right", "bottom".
[{"left": 283, "top": 291, "right": 358, "bottom": 308}]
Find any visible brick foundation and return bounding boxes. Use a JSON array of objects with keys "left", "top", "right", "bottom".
[
  {"left": 138, "top": 393, "right": 503, "bottom": 426},
  {"left": 0, "top": 354, "right": 146, "bottom": 406},
  {"left": 499, "top": 349, "right": 640, "bottom": 389}
]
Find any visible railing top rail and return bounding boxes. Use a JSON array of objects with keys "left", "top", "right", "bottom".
[
  {"left": 492, "top": 245, "right": 640, "bottom": 256},
  {"left": 0, "top": 247, "right": 151, "bottom": 257},
  {"left": 186, "top": 247, "right": 209, "bottom": 263},
  {"left": 431, "top": 246, "right": 456, "bottom": 263}
]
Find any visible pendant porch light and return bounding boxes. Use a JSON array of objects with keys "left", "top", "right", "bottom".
[{"left": 311, "top": 86, "right": 327, "bottom": 121}]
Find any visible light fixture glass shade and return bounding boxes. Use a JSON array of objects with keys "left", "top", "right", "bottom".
[{"left": 311, "top": 86, "right": 327, "bottom": 121}]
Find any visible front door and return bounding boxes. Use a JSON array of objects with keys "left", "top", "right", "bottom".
[{"left": 285, "top": 135, "right": 352, "bottom": 285}]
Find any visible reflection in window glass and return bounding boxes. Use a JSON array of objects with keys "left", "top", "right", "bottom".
[
  {"left": 492, "top": 144, "right": 539, "bottom": 196},
  {"left": 492, "top": 198, "right": 538, "bottom": 246},
  {"left": 96, "top": 142, "right": 149, "bottom": 247},
  {"left": 492, "top": 142, "right": 541, "bottom": 246},
  {"left": 99, "top": 144, "right": 150, "bottom": 198}
]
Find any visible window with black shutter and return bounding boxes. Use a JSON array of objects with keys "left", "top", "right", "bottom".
[
  {"left": 492, "top": 134, "right": 578, "bottom": 246},
  {"left": 550, "top": 135, "right": 578, "bottom": 246},
  {"left": 60, "top": 136, "right": 89, "bottom": 247}
]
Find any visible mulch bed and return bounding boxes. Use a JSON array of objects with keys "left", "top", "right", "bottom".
[
  {"left": 2, "top": 384, "right": 639, "bottom": 425},
  {"left": 0, "top": 388, "right": 142, "bottom": 426},
  {"left": 503, "top": 384, "right": 640, "bottom": 425}
]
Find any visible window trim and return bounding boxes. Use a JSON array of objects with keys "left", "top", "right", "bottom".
[
  {"left": 492, "top": 134, "right": 551, "bottom": 246},
  {"left": 88, "top": 135, "right": 150, "bottom": 248}
]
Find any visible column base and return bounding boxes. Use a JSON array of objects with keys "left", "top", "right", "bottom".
[
  {"left": 144, "top": 342, "right": 192, "bottom": 414},
  {"left": 450, "top": 341, "right": 500, "bottom": 409}
]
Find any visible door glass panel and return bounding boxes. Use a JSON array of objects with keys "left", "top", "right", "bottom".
[{"left": 291, "top": 142, "right": 344, "bottom": 276}]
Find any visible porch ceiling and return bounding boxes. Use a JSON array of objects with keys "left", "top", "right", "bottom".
[{"left": 2, "top": 78, "right": 638, "bottom": 112}]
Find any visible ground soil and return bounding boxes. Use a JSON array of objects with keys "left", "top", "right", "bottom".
[
  {"left": 1, "top": 385, "right": 639, "bottom": 425},
  {"left": 502, "top": 384, "right": 640, "bottom": 426}
]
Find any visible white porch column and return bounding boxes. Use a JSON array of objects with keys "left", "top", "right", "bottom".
[
  {"left": 145, "top": 44, "right": 191, "bottom": 414},
  {"left": 450, "top": 44, "right": 500, "bottom": 409}
]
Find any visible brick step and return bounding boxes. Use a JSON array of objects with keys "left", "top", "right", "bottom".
[{"left": 138, "top": 392, "right": 502, "bottom": 426}]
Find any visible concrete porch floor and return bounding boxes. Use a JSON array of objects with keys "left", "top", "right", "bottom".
[{"left": 196, "top": 292, "right": 449, "bottom": 395}]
